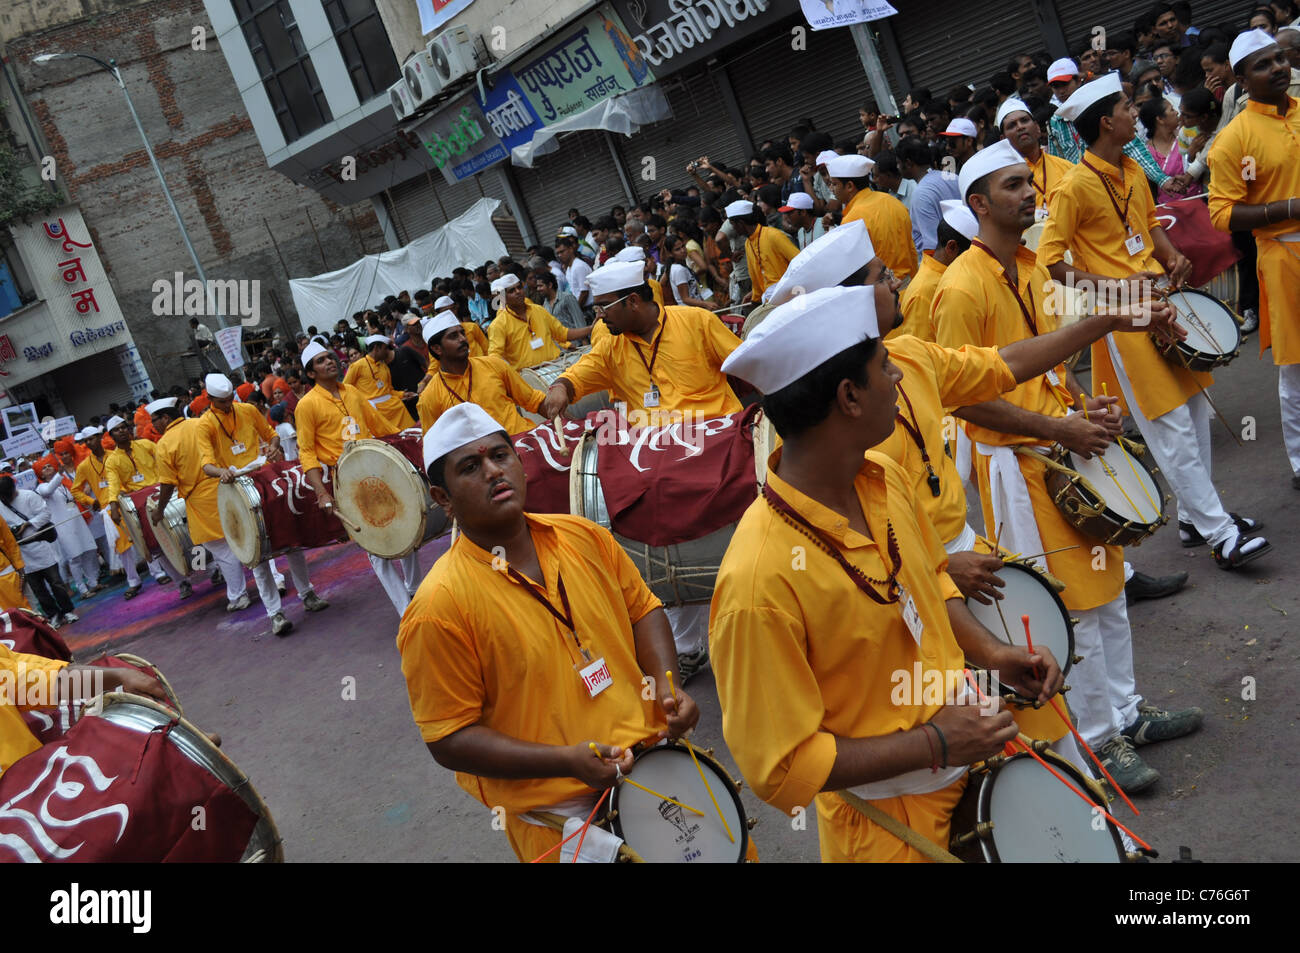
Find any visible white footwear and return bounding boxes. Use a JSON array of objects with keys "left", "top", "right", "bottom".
[
  {"left": 62, "top": 612, "right": 79, "bottom": 624},
  {"left": 226, "top": 592, "right": 252, "bottom": 612}
]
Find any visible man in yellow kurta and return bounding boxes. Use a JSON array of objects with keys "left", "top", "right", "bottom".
[
  {"left": 296, "top": 342, "right": 417, "bottom": 616},
  {"left": 487, "top": 273, "right": 590, "bottom": 370},
  {"left": 149, "top": 398, "right": 222, "bottom": 605},
  {"left": 418, "top": 314, "right": 544, "bottom": 436},
  {"left": 1207, "top": 30, "right": 1300, "bottom": 489},
  {"left": 724, "top": 199, "right": 799, "bottom": 301},
  {"left": 712, "top": 284, "right": 1061, "bottom": 862},
  {"left": 997, "top": 98, "right": 1072, "bottom": 220},
  {"left": 1, "top": 643, "right": 166, "bottom": 776},
  {"left": 828, "top": 153, "right": 917, "bottom": 280},
  {"left": 343, "top": 336, "right": 417, "bottom": 433},
  {"left": 398, "top": 402, "right": 700, "bottom": 862},
  {"left": 540, "top": 260, "right": 742, "bottom": 425},
  {"left": 0, "top": 518, "right": 29, "bottom": 610},
  {"left": 1039, "top": 74, "right": 1269, "bottom": 570},
  {"left": 103, "top": 414, "right": 170, "bottom": 599},
  {"left": 895, "top": 201, "right": 977, "bottom": 341},
  {"left": 197, "top": 373, "right": 328, "bottom": 628},
  {"left": 933, "top": 139, "right": 1204, "bottom": 792},
  {"left": 430, "top": 295, "right": 489, "bottom": 358}
]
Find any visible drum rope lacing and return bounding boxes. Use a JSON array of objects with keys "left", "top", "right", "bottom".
[{"left": 761, "top": 483, "right": 901, "bottom": 604}]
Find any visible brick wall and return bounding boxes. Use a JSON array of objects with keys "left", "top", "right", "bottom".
[{"left": 7, "top": 0, "right": 386, "bottom": 389}]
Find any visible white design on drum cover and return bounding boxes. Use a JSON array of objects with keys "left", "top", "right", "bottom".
[
  {"left": 267, "top": 466, "right": 326, "bottom": 516},
  {"left": 625, "top": 415, "right": 736, "bottom": 473},
  {"left": 0, "top": 746, "right": 129, "bottom": 862},
  {"left": 513, "top": 420, "right": 584, "bottom": 472}
]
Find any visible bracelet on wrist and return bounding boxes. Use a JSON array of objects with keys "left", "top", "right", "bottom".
[
  {"left": 920, "top": 723, "right": 940, "bottom": 774},
  {"left": 927, "top": 720, "right": 949, "bottom": 768}
]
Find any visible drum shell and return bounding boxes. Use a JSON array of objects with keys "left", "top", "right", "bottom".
[
  {"left": 1043, "top": 441, "right": 1168, "bottom": 547},
  {"left": 334, "top": 437, "right": 449, "bottom": 560},
  {"left": 118, "top": 488, "right": 160, "bottom": 560},
  {"left": 520, "top": 347, "right": 611, "bottom": 423},
  {"left": 963, "top": 561, "right": 1074, "bottom": 695},
  {"left": 1152, "top": 288, "right": 1242, "bottom": 373},
  {"left": 568, "top": 429, "right": 760, "bottom": 605},
  {"left": 217, "top": 476, "right": 273, "bottom": 567},
  {"left": 151, "top": 497, "right": 194, "bottom": 578}
]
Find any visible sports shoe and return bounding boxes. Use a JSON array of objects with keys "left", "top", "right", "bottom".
[
  {"left": 1124, "top": 570, "right": 1188, "bottom": 602},
  {"left": 1212, "top": 529, "right": 1271, "bottom": 570},
  {"left": 271, "top": 612, "right": 293, "bottom": 637},
  {"left": 1122, "top": 704, "right": 1204, "bottom": 746},
  {"left": 210, "top": 567, "right": 224, "bottom": 586},
  {"left": 47, "top": 614, "right": 63, "bottom": 629},
  {"left": 302, "top": 591, "right": 330, "bottom": 612},
  {"left": 677, "top": 648, "right": 709, "bottom": 685},
  {"left": 1179, "top": 514, "right": 1264, "bottom": 548},
  {"left": 1097, "top": 736, "right": 1160, "bottom": 793},
  {"left": 62, "top": 612, "right": 79, "bottom": 624},
  {"left": 278, "top": 585, "right": 287, "bottom": 596},
  {"left": 123, "top": 585, "right": 142, "bottom": 601},
  {"left": 1240, "top": 309, "right": 1259, "bottom": 335},
  {"left": 156, "top": 574, "right": 173, "bottom": 585},
  {"left": 178, "top": 580, "right": 193, "bottom": 600},
  {"left": 225, "top": 592, "right": 252, "bottom": 613}
]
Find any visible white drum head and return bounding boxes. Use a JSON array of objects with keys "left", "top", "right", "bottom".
[
  {"left": 117, "top": 494, "right": 151, "bottom": 558},
  {"left": 334, "top": 439, "right": 433, "bottom": 560},
  {"left": 614, "top": 746, "right": 746, "bottom": 863},
  {"left": 1070, "top": 443, "right": 1162, "bottom": 526},
  {"left": 1167, "top": 290, "right": 1239, "bottom": 357},
  {"left": 520, "top": 347, "right": 610, "bottom": 420},
  {"left": 982, "top": 754, "right": 1123, "bottom": 862},
  {"left": 964, "top": 563, "right": 1072, "bottom": 682},
  {"left": 218, "top": 478, "right": 265, "bottom": 566},
  {"left": 153, "top": 497, "right": 193, "bottom": 578}
]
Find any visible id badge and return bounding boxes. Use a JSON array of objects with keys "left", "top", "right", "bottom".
[
  {"left": 1124, "top": 232, "right": 1146, "bottom": 257},
  {"left": 529, "top": 336, "right": 544, "bottom": 350},
  {"left": 899, "top": 585, "right": 924, "bottom": 646},
  {"left": 132, "top": 473, "right": 143, "bottom": 483},
  {"left": 341, "top": 415, "right": 360, "bottom": 441},
  {"left": 230, "top": 441, "right": 246, "bottom": 456},
  {"left": 98, "top": 480, "right": 109, "bottom": 489},
  {"left": 1045, "top": 368, "right": 1062, "bottom": 388},
  {"left": 644, "top": 385, "right": 661, "bottom": 408},
  {"left": 1034, "top": 206, "right": 1049, "bottom": 222},
  {"left": 578, "top": 656, "right": 613, "bottom": 698}
]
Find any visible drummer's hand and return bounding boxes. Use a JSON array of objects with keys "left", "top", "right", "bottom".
[
  {"left": 219, "top": 467, "right": 240, "bottom": 484},
  {"left": 658, "top": 686, "right": 700, "bottom": 740},
  {"left": 1139, "top": 296, "right": 1186, "bottom": 344},
  {"left": 316, "top": 491, "right": 335, "bottom": 511},
  {"left": 109, "top": 504, "right": 121, "bottom": 524},
  {"left": 1054, "top": 409, "right": 1116, "bottom": 458},
  {"left": 947, "top": 551, "right": 1005, "bottom": 605},
  {"left": 1123, "top": 270, "right": 1162, "bottom": 302},
  {"left": 539, "top": 383, "right": 570, "bottom": 421},
  {"left": 1079, "top": 394, "right": 1123, "bottom": 436},
  {"left": 993, "top": 643, "right": 1064, "bottom": 707},
  {"left": 570, "top": 742, "right": 634, "bottom": 789},
  {"left": 71, "top": 664, "right": 169, "bottom": 706},
  {"left": 265, "top": 445, "right": 284, "bottom": 464},
  {"left": 930, "top": 696, "right": 1019, "bottom": 766},
  {"left": 1163, "top": 251, "right": 1193, "bottom": 289}
]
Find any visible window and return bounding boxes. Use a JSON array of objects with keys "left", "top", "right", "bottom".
[
  {"left": 323, "top": 0, "right": 401, "bottom": 103},
  {"left": 233, "top": 0, "right": 333, "bottom": 142},
  {"left": 0, "top": 231, "right": 37, "bottom": 318}
]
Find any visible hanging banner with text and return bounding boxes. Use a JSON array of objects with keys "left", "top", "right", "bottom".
[
  {"left": 799, "top": 0, "right": 897, "bottom": 29},
  {"left": 214, "top": 326, "right": 244, "bottom": 371},
  {"left": 2, "top": 427, "right": 48, "bottom": 459}
]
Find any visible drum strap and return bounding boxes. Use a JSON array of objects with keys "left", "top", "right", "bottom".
[{"left": 836, "top": 789, "right": 963, "bottom": 863}]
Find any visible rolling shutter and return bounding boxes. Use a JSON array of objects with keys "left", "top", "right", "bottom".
[
  {"left": 1052, "top": 0, "right": 1253, "bottom": 54},
  {"left": 510, "top": 129, "right": 631, "bottom": 245}
]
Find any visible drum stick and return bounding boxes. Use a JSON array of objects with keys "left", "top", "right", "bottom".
[
  {"left": 1188, "top": 377, "right": 1243, "bottom": 448},
  {"left": 620, "top": 777, "right": 705, "bottom": 816},
  {"left": 668, "top": 670, "right": 736, "bottom": 844},
  {"left": 1044, "top": 695, "right": 1140, "bottom": 817},
  {"left": 328, "top": 506, "right": 363, "bottom": 533},
  {"left": 1097, "top": 385, "right": 1160, "bottom": 521},
  {"left": 1008, "top": 545, "right": 1079, "bottom": 563},
  {"left": 530, "top": 787, "right": 612, "bottom": 863},
  {"left": 553, "top": 416, "right": 570, "bottom": 457}
]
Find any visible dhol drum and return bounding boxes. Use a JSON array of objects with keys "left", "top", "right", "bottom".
[
  {"left": 149, "top": 496, "right": 194, "bottom": 578},
  {"left": 568, "top": 414, "right": 763, "bottom": 605},
  {"left": 0, "top": 692, "right": 282, "bottom": 863},
  {"left": 1038, "top": 436, "right": 1169, "bottom": 546},
  {"left": 1154, "top": 288, "right": 1242, "bottom": 373},
  {"left": 608, "top": 743, "right": 751, "bottom": 863},
  {"left": 964, "top": 562, "right": 1075, "bottom": 703},
  {"left": 520, "top": 347, "right": 612, "bottom": 422},
  {"left": 218, "top": 461, "right": 346, "bottom": 568},
  {"left": 950, "top": 748, "right": 1127, "bottom": 863},
  {"left": 117, "top": 486, "right": 162, "bottom": 560},
  {"left": 333, "top": 430, "right": 449, "bottom": 559}
]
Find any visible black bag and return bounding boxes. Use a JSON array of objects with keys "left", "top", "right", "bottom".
[{"left": 9, "top": 500, "right": 57, "bottom": 545}]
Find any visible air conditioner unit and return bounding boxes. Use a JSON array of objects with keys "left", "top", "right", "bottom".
[
  {"left": 389, "top": 79, "right": 416, "bottom": 120},
  {"left": 429, "top": 26, "right": 477, "bottom": 86},
  {"left": 403, "top": 49, "right": 443, "bottom": 105}
]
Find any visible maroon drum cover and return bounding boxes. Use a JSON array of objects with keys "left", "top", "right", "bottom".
[
  {"left": 513, "top": 418, "right": 585, "bottom": 514},
  {"left": 0, "top": 700, "right": 262, "bottom": 862},
  {"left": 0, "top": 608, "right": 71, "bottom": 661},
  {"left": 593, "top": 406, "right": 760, "bottom": 546},
  {"left": 125, "top": 485, "right": 162, "bottom": 554},
  {"left": 378, "top": 428, "right": 427, "bottom": 474},
  {"left": 245, "top": 459, "right": 348, "bottom": 551}
]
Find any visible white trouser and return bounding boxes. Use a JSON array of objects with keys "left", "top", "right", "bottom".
[
  {"left": 665, "top": 604, "right": 709, "bottom": 654},
  {"left": 123, "top": 545, "right": 142, "bottom": 587},
  {"left": 68, "top": 550, "right": 99, "bottom": 591},
  {"left": 202, "top": 538, "right": 250, "bottom": 603},
  {"left": 368, "top": 550, "right": 421, "bottom": 615},
  {"left": 1279, "top": 363, "right": 1300, "bottom": 475},
  {"left": 1105, "top": 337, "right": 1233, "bottom": 546},
  {"left": 252, "top": 549, "right": 313, "bottom": 617},
  {"left": 270, "top": 558, "right": 285, "bottom": 589},
  {"left": 1070, "top": 592, "right": 1142, "bottom": 749}
]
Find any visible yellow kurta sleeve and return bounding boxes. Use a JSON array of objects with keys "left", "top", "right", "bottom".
[
  {"left": 0, "top": 518, "right": 24, "bottom": 571},
  {"left": 487, "top": 313, "right": 511, "bottom": 363},
  {"left": 464, "top": 322, "right": 489, "bottom": 357},
  {"left": 495, "top": 357, "right": 546, "bottom": 418},
  {"left": 295, "top": 395, "right": 325, "bottom": 473},
  {"left": 558, "top": 337, "right": 616, "bottom": 401}
]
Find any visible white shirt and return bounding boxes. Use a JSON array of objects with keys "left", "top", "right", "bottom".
[
  {"left": 565, "top": 257, "right": 593, "bottom": 305},
  {"left": 0, "top": 488, "right": 59, "bottom": 570},
  {"left": 193, "top": 323, "right": 215, "bottom": 345}
]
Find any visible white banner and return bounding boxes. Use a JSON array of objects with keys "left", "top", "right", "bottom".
[
  {"left": 14, "top": 470, "right": 36, "bottom": 491},
  {"left": 800, "top": 0, "right": 897, "bottom": 30},
  {"left": 47, "top": 416, "right": 78, "bottom": 439},
  {"left": 2, "top": 426, "right": 48, "bottom": 459},
  {"left": 215, "top": 326, "right": 244, "bottom": 370}
]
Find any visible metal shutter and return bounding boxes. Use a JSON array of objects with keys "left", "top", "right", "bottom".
[
  {"left": 1052, "top": 0, "right": 1251, "bottom": 51},
  {"left": 37, "top": 349, "right": 133, "bottom": 423},
  {"left": 511, "top": 129, "right": 631, "bottom": 244},
  {"left": 890, "top": 1, "right": 1045, "bottom": 101},
  {"left": 725, "top": 16, "right": 881, "bottom": 149},
  {"left": 382, "top": 170, "right": 504, "bottom": 245}
]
